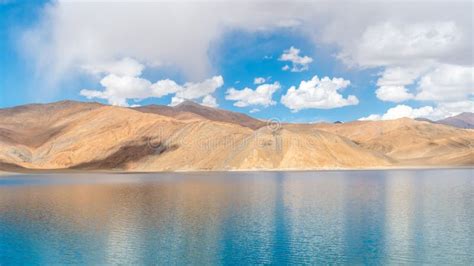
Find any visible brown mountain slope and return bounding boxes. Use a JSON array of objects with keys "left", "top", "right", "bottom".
[
  {"left": 0, "top": 103, "right": 185, "bottom": 169},
  {"left": 130, "top": 124, "right": 392, "bottom": 171},
  {"left": 217, "top": 126, "right": 393, "bottom": 170},
  {"left": 309, "top": 118, "right": 474, "bottom": 166},
  {"left": 0, "top": 101, "right": 392, "bottom": 171},
  {"left": 0, "top": 101, "right": 472, "bottom": 171},
  {"left": 437, "top": 112, "right": 474, "bottom": 129},
  {"left": 0, "top": 100, "right": 103, "bottom": 148},
  {"left": 133, "top": 100, "right": 265, "bottom": 130},
  {"left": 132, "top": 104, "right": 205, "bottom": 121}
]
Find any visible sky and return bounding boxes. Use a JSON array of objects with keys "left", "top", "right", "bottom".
[{"left": 0, "top": 0, "right": 472, "bottom": 123}]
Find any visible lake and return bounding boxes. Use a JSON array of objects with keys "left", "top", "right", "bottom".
[{"left": 0, "top": 169, "right": 473, "bottom": 264}]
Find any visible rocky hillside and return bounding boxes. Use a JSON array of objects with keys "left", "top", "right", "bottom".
[
  {"left": 133, "top": 100, "right": 265, "bottom": 130},
  {"left": 437, "top": 112, "right": 474, "bottom": 129},
  {"left": 0, "top": 101, "right": 472, "bottom": 172},
  {"left": 310, "top": 118, "right": 474, "bottom": 165}
]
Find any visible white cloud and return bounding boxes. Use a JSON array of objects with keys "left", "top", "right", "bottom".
[
  {"left": 415, "top": 64, "right": 474, "bottom": 102},
  {"left": 226, "top": 82, "right": 280, "bottom": 108},
  {"left": 428, "top": 101, "right": 474, "bottom": 120},
  {"left": 249, "top": 108, "right": 261, "bottom": 113},
  {"left": 279, "top": 46, "right": 313, "bottom": 72},
  {"left": 276, "top": 19, "right": 301, "bottom": 28},
  {"left": 359, "top": 105, "right": 434, "bottom": 121},
  {"left": 382, "top": 105, "right": 434, "bottom": 120},
  {"left": 169, "top": 96, "right": 186, "bottom": 107},
  {"left": 373, "top": 63, "right": 474, "bottom": 105},
  {"left": 149, "top": 79, "right": 182, "bottom": 98},
  {"left": 336, "top": 20, "right": 472, "bottom": 112},
  {"left": 374, "top": 66, "right": 426, "bottom": 102},
  {"left": 17, "top": 1, "right": 473, "bottom": 115},
  {"left": 282, "top": 65, "right": 290, "bottom": 71},
  {"left": 358, "top": 114, "right": 382, "bottom": 121},
  {"left": 80, "top": 57, "right": 155, "bottom": 106},
  {"left": 339, "top": 22, "right": 465, "bottom": 68},
  {"left": 254, "top": 77, "right": 266, "bottom": 84},
  {"left": 201, "top": 95, "right": 218, "bottom": 108},
  {"left": 82, "top": 57, "right": 144, "bottom": 77},
  {"left": 21, "top": 1, "right": 312, "bottom": 84},
  {"left": 81, "top": 74, "right": 152, "bottom": 106},
  {"left": 22, "top": 2, "right": 472, "bottom": 86},
  {"left": 359, "top": 101, "right": 474, "bottom": 121},
  {"left": 81, "top": 58, "right": 223, "bottom": 107},
  {"left": 373, "top": 64, "right": 474, "bottom": 113},
  {"left": 376, "top": 86, "right": 414, "bottom": 102},
  {"left": 281, "top": 76, "right": 358, "bottom": 112},
  {"left": 178, "top": 76, "right": 224, "bottom": 100}
]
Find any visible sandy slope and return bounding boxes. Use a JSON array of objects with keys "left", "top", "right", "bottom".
[
  {"left": 310, "top": 118, "right": 474, "bottom": 165},
  {"left": 0, "top": 101, "right": 472, "bottom": 171},
  {"left": 133, "top": 100, "right": 265, "bottom": 129}
]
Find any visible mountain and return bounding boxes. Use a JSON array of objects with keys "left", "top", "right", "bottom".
[
  {"left": 133, "top": 100, "right": 265, "bottom": 130},
  {"left": 415, "top": 117, "right": 433, "bottom": 123},
  {"left": 437, "top": 112, "right": 474, "bottom": 129},
  {"left": 0, "top": 101, "right": 472, "bottom": 172},
  {"left": 310, "top": 118, "right": 474, "bottom": 166}
]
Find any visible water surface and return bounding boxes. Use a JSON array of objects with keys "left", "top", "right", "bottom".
[{"left": 1, "top": 169, "right": 473, "bottom": 264}]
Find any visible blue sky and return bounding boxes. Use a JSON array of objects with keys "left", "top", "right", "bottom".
[{"left": 1, "top": 1, "right": 472, "bottom": 122}]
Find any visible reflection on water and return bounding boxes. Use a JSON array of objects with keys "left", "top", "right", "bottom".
[{"left": 0, "top": 169, "right": 473, "bottom": 264}]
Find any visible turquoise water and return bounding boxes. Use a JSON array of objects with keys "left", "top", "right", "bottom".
[{"left": 0, "top": 169, "right": 473, "bottom": 264}]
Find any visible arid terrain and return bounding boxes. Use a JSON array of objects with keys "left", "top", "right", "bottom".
[{"left": 0, "top": 101, "right": 472, "bottom": 172}]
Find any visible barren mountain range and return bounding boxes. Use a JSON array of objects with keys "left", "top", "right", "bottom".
[
  {"left": 437, "top": 112, "right": 474, "bottom": 129},
  {"left": 0, "top": 100, "right": 472, "bottom": 172}
]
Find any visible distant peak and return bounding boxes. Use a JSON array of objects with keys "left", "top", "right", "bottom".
[
  {"left": 415, "top": 117, "right": 433, "bottom": 123},
  {"left": 457, "top": 112, "right": 474, "bottom": 117},
  {"left": 175, "top": 100, "right": 224, "bottom": 110},
  {"left": 176, "top": 100, "right": 204, "bottom": 108}
]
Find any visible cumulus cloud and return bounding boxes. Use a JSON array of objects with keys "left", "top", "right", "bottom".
[
  {"left": 22, "top": 1, "right": 472, "bottom": 85},
  {"left": 226, "top": 82, "right": 280, "bottom": 108},
  {"left": 370, "top": 63, "right": 473, "bottom": 117},
  {"left": 376, "top": 86, "right": 414, "bottom": 103},
  {"left": 21, "top": 1, "right": 310, "bottom": 83},
  {"left": 437, "top": 101, "right": 474, "bottom": 118},
  {"left": 358, "top": 114, "right": 383, "bottom": 121},
  {"left": 179, "top": 76, "right": 224, "bottom": 100},
  {"left": 82, "top": 57, "right": 145, "bottom": 77},
  {"left": 249, "top": 108, "right": 261, "bottom": 113},
  {"left": 168, "top": 76, "right": 223, "bottom": 106},
  {"left": 169, "top": 96, "right": 186, "bottom": 107},
  {"left": 374, "top": 66, "right": 426, "bottom": 102},
  {"left": 81, "top": 58, "right": 223, "bottom": 107},
  {"left": 279, "top": 46, "right": 313, "bottom": 72},
  {"left": 359, "top": 101, "right": 474, "bottom": 121},
  {"left": 339, "top": 22, "right": 465, "bottom": 68},
  {"left": 254, "top": 77, "right": 266, "bottom": 84},
  {"left": 149, "top": 79, "right": 182, "bottom": 98},
  {"left": 281, "top": 76, "right": 358, "bottom": 112},
  {"left": 374, "top": 63, "right": 474, "bottom": 106},
  {"left": 415, "top": 64, "right": 474, "bottom": 102},
  {"left": 81, "top": 74, "right": 153, "bottom": 106},
  {"left": 342, "top": 21, "right": 472, "bottom": 112},
  {"left": 200, "top": 95, "right": 219, "bottom": 108},
  {"left": 17, "top": 0, "right": 473, "bottom": 116},
  {"left": 361, "top": 105, "right": 434, "bottom": 121}
]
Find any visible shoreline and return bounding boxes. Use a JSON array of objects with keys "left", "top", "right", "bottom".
[{"left": 1, "top": 165, "right": 472, "bottom": 176}]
